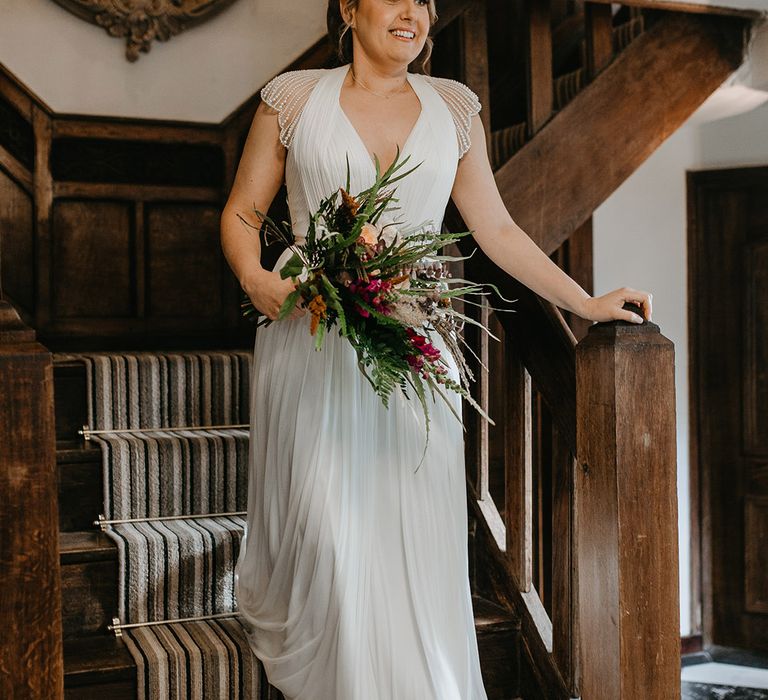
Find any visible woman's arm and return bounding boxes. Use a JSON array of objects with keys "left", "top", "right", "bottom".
[
  {"left": 450, "top": 114, "right": 652, "bottom": 324},
  {"left": 220, "top": 100, "right": 304, "bottom": 320}
]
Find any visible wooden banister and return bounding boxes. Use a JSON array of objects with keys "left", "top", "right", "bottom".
[
  {"left": 584, "top": 2, "right": 614, "bottom": 78},
  {"left": 575, "top": 308, "right": 680, "bottom": 699},
  {"left": 0, "top": 296, "right": 63, "bottom": 697},
  {"left": 457, "top": 241, "right": 577, "bottom": 450},
  {"left": 442, "top": 5, "right": 716, "bottom": 695},
  {"left": 525, "top": 0, "right": 554, "bottom": 136}
]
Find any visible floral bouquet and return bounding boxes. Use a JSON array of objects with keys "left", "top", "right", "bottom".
[{"left": 239, "top": 150, "right": 511, "bottom": 466}]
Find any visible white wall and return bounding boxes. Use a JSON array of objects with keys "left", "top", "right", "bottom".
[
  {"left": 593, "top": 21, "right": 768, "bottom": 637},
  {"left": 0, "top": 0, "right": 328, "bottom": 123}
]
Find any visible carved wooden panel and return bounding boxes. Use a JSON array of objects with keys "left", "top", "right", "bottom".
[
  {"left": 50, "top": 0, "right": 241, "bottom": 62},
  {"left": 0, "top": 169, "right": 34, "bottom": 312},
  {"left": 145, "top": 203, "right": 223, "bottom": 318},
  {"left": 51, "top": 138, "right": 223, "bottom": 187},
  {"left": 52, "top": 200, "right": 135, "bottom": 318},
  {"left": 0, "top": 38, "right": 339, "bottom": 347}
]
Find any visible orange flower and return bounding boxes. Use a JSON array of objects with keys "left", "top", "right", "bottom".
[
  {"left": 339, "top": 188, "right": 360, "bottom": 216},
  {"left": 357, "top": 222, "right": 379, "bottom": 248},
  {"left": 308, "top": 294, "right": 327, "bottom": 336}
]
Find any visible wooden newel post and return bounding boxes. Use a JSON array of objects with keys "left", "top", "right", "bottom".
[
  {"left": 0, "top": 289, "right": 64, "bottom": 697},
  {"left": 575, "top": 306, "right": 680, "bottom": 700}
]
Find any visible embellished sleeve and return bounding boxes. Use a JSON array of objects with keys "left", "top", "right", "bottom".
[
  {"left": 425, "top": 76, "right": 482, "bottom": 159},
  {"left": 260, "top": 69, "right": 325, "bottom": 149}
]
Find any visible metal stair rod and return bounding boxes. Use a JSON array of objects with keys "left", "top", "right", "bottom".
[
  {"left": 80, "top": 423, "right": 249, "bottom": 440},
  {"left": 109, "top": 612, "right": 240, "bottom": 637},
  {"left": 95, "top": 512, "right": 247, "bottom": 530}
]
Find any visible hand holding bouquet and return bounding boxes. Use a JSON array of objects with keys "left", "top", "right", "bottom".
[{"left": 240, "top": 151, "right": 513, "bottom": 467}]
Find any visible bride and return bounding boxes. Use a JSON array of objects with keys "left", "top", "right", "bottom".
[{"left": 220, "top": 1, "right": 653, "bottom": 698}]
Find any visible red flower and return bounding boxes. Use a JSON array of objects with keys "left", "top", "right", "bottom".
[
  {"left": 406, "top": 354, "right": 424, "bottom": 371},
  {"left": 405, "top": 328, "right": 441, "bottom": 363}
]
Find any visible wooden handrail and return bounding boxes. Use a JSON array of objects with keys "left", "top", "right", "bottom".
[{"left": 456, "top": 241, "right": 577, "bottom": 450}]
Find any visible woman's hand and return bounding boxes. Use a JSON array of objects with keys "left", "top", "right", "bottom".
[
  {"left": 579, "top": 287, "right": 653, "bottom": 324},
  {"left": 242, "top": 268, "right": 306, "bottom": 321}
]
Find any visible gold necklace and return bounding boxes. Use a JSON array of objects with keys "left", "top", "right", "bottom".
[{"left": 350, "top": 67, "right": 409, "bottom": 99}]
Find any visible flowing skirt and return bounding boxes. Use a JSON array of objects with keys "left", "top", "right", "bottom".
[{"left": 233, "top": 254, "right": 489, "bottom": 700}]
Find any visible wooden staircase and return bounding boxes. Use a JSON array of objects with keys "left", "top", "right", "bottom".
[
  {"left": 1, "top": 1, "right": 764, "bottom": 698},
  {"left": 52, "top": 356, "right": 521, "bottom": 699}
]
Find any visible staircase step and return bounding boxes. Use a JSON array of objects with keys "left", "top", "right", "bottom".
[
  {"left": 62, "top": 596, "right": 519, "bottom": 699},
  {"left": 473, "top": 595, "right": 520, "bottom": 633},
  {"left": 52, "top": 350, "right": 252, "bottom": 433},
  {"left": 473, "top": 595, "right": 522, "bottom": 700},
  {"left": 54, "top": 359, "right": 89, "bottom": 443},
  {"left": 57, "top": 444, "right": 103, "bottom": 532},
  {"left": 60, "top": 531, "right": 118, "bottom": 639},
  {"left": 55, "top": 350, "right": 520, "bottom": 700},
  {"left": 64, "top": 634, "right": 136, "bottom": 699}
]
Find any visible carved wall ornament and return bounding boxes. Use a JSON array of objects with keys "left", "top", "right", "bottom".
[{"left": 50, "top": 0, "right": 241, "bottom": 62}]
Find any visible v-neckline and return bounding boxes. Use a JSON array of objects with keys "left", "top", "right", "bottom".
[{"left": 336, "top": 64, "right": 424, "bottom": 175}]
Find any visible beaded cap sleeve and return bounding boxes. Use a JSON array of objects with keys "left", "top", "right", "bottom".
[
  {"left": 260, "top": 69, "right": 326, "bottom": 149},
  {"left": 423, "top": 76, "right": 482, "bottom": 158}
]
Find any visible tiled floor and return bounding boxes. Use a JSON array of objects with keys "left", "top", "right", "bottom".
[{"left": 682, "top": 647, "right": 768, "bottom": 700}]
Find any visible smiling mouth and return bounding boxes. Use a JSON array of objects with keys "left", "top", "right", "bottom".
[{"left": 390, "top": 29, "right": 416, "bottom": 41}]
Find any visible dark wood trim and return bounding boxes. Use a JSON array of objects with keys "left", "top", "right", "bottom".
[
  {"left": 525, "top": 0, "right": 554, "bottom": 136},
  {"left": 460, "top": 0, "right": 491, "bottom": 137},
  {"left": 686, "top": 168, "right": 703, "bottom": 639},
  {"left": 456, "top": 233, "right": 578, "bottom": 451},
  {"left": 0, "top": 63, "right": 46, "bottom": 118},
  {"left": 32, "top": 104, "right": 53, "bottom": 331},
  {"left": 51, "top": 182, "right": 220, "bottom": 201},
  {"left": 584, "top": 2, "right": 614, "bottom": 79},
  {"left": 0, "top": 143, "right": 33, "bottom": 193},
  {"left": 52, "top": 120, "right": 221, "bottom": 142},
  {"left": 429, "top": 0, "right": 475, "bottom": 35}
]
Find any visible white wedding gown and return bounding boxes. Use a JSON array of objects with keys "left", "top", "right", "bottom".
[{"left": 234, "top": 63, "right": 489, "bottom": 700}]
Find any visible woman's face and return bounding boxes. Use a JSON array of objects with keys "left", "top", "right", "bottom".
[{"left": 343, "top": 0, "right": 431, "bottom": 68}]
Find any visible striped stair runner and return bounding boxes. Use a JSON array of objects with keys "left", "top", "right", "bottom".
[{"left": 59, "top": 350, "right": 285, "bottom": 700}]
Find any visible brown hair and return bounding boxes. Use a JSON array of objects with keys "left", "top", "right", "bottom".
[{"left": 326, "top": 0, "right": 438, "bottom": 72}]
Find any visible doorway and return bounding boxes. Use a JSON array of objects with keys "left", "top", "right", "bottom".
[{"left": 688, "top": 164, "right": 768, "bottom": 651}]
